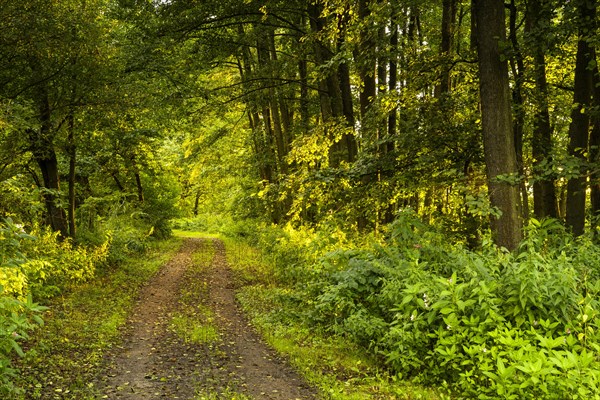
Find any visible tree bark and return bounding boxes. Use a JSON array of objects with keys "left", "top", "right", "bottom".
[
  {"left": 527, "top": 0, "right": 558, "bottom": 219},
  {"left": 388, "top": 2, "right": 399, "bottom": 153},
  {"left": 474, "top": 0, "right": 523, "bottom": 250},
  {"left": 357, "top": 0, "right": 376, "bottom": 122},
  {"left": 508, "top": 0, "right": 528, "bottom": 222},
  {"left": 29, "top": 77, "right": 68, "bottom": 238},
  {"left": 435, "top": 0, "right": 457, "bottom": 97},
  {"left": 565, "top": 0, "right": 595, "bottom": 236},
  {"left": 67, "top": 112, "right": 77, "bottom": 239},
  {"left": 590, "top": 63, "right": 600, "bottom": 236}
]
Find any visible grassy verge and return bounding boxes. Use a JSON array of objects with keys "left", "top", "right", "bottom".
[
  {"left": 222, "top": 236, "right": 446, "bottom": 400},
  {"left": 13, "top": 237, "right": 183, "bottom": 400},
  {"left": 169, "top": 235, "right": 220, "bottom": 345}
]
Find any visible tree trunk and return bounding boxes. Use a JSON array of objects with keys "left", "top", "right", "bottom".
[
  {"left": 508, "top": 0, "right": 528, "bottom": 222},
  {"left": 388, "top": 2, "right": 399, "bottom": 153},
  {"left": 528, "top": 0, "right": 558, "bottom": 219},
  {"left": 134, "top": 170, "right": 144, "bottom": 203},
  {"left": 357, "top": 0, "right": 376, "bottom": 122},
  {"left": 193, "top": 190, "right": 201, "bottom": 217},
  {"left": 565, "top": 0, "right": 595, "bottom": 236},
  {"left": 29, "top": 76, "right": 68, "bottom": 238},
  {"left": 67, "top": 112, "right": 77, "bottom": 239},
  {"left": 590, "top": 63, "right": 600, "bottom": 236},
  {"left": 474, "top": 0, "right": 523, "bottom": 250},
  {"left": 308, "top": 3, "right": 334, "bottom": 122},
  {"left": 296, "top": 14, "right": 310, "bottom": 132},
  {"left": 435, "top": 0, "right": 457, "bottom": 97}
]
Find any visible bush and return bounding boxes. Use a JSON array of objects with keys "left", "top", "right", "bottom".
[
  {"left": 18, "top": 226, "right": 109, "bottom": 299},
  {"left": 0, "top": 219, "right": 46, "bottom": 396}
]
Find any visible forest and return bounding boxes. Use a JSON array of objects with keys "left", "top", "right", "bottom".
[{"left": 2, "top": 0, "right": 600, "bottom": 398}]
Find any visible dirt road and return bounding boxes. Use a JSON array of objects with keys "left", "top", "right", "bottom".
[{"left": 97, "top": 238, "right": 317, "bottom": 399}]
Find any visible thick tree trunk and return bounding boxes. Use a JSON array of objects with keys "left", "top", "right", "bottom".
[
  {"left": 475, "top": 0, "right": 523, "bottom": 250},
  {"left": 36, "top": 152, "right": 69, "bottom": 238},
  {"left": 30, "top": 78, "right": 68, "bottom": 238},
  {"left": 565, "top": 0, "right": 595, "bottom": 236}
]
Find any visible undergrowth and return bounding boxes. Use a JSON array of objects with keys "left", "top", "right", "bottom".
[
  {"left": 222, "top": 231, "right": 443, "bottom": 399},
  {"left": 218, "top": 212, "right": 600, "bottom": 399},
  {"left": 0, "top": 207, "right": 175, "bottom": 396}
]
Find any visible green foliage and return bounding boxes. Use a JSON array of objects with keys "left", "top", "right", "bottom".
[
  {"left": 18, "top": 226, "right": 109, "bottom": 299},
  {"left": 226, "top": 236, "right": 444, "bottom": 399},
  {"left": 305, "top": 215, "right": 600, "bottom": 398},
  {"left": 0, "top": 219, "right": 46, "bottom": 397},
  {"left": 229, "top": 213, "right": 600, "bottom": 399}
]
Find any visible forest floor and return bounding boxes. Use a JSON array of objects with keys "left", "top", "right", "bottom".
[{"left": 96, "top": 238, "right": 317, "bottom": 399}]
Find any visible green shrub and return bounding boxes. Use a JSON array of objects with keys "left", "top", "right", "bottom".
[
  {"left": 18, "top": 226, "right": 109, "bottom": 299},
  {"left": 0, "top": 219, "right": 46, "bottom": 396}
]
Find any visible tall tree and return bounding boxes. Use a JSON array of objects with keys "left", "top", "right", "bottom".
[
  {"left": 474, "top": 0, "right": 523, "bottom": 250},
  {"left": 528, "top": 0, "right": 558, "bottom": 219},
  {"left": 565, "top": 0, "right": 596, "bottom": 236}
]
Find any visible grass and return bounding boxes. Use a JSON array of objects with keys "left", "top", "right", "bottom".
[
  {"left": 173, "top": 229, "right": 219, "bottom": 239},
  {"left": 169, "top": 235, "right": 220, "bottom": 345},
  {"left": 195, "top": 387, "right": 253, "bottom": 400},
  {"left": 13, "top": 237, "right": 183, "bottom": 400},
  {"left": 170, "top": 310, "right": 219, "bottom": 344}
]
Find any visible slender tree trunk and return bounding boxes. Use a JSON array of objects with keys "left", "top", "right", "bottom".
[
  {"left": 388, "top": 2, "right": 399, "bottom": 153},
  {"left": 565, "top": 0, "right": 595, "bottom": 236},
  {"left": 67, "top": 112, "right": 76, "bottom": 239},
  {"left": 508, "top": 0, "right": 528, "bottom": 222},
  {"left": 528, "top": 0, "right": 558, "bottom": 219},
  {"left": 308, "top": 3, "right": 334, "bottom": 122},
  {"left": 357, "top": 0, "right": 376, "bottom": 122},
  {"left": 337, "top": 27, "right": 357, "bottom": 162},
  {"left": 267, "top": 28, "right": 291, "bottom": 168},
  {"left": 295, "top": 14, "right": 310, "bottom": 132},
  {"left": 193, "top": 190, "right": 201, "bottom": 217},
  {"left": 112, "top": 173, "right": 124, "bottom": 191},
  {"left": 435, "top": 0, "right": 457, "bottom": 97},
  {"left": 470, "top": 0, "right": 478, "bottom": 51},
  {"left": 590, "top": 63, "right": 600, "bottom": 236},
  {"left": 475, "top": 0, "right": 523, "bottom": 250},
  {"left": 134, "top": 169, "right": 144, "bottom": 203}
]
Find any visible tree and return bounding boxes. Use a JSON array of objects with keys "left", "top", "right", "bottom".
[
  {"left": 474, "top": 0, "right": 523, "bottom": 250},
  {"left": 527, "top": 0, "right": 558, "bottom": 220},
  {"left": 565, "top": 0, "right": 596, "bottom": 236}
]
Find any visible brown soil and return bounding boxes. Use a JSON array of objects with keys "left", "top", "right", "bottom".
[{"left": 97, "top": 238, "right": 317, "bottom": 399}]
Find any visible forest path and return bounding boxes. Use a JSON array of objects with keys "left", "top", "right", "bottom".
[{"left": 97, "top": 238, "right": 317, "bottom": 399}]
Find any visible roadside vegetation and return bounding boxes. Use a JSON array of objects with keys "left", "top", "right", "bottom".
[{"left": 0, "top": 214, "right": 182, "bottom": 399}]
